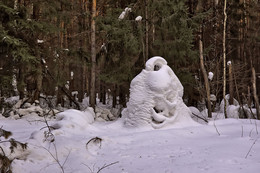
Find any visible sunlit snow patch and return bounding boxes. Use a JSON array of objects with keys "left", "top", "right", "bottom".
[{"left": 122, "top": 56, "right": 197, "bottom": 128}]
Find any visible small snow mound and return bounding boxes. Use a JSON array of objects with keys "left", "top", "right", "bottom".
[{"left": 52, "top": 109, "right": 94, "bottom": 130}]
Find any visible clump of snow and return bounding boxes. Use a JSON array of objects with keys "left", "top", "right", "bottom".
[
  {"left": 122, "top": 56, "right": 197, "bottom": 128},
  {"left": 118, "top": 11, "right": 126, "bottom": 20},
  {"left": 101, "top": 43, "right": 107, "bottom": 53},
  {"left": 37, "top": 39, "right": 44, "bottom": 44},
  {"left": 65, "top": 81, "right": 69, "bottom": 90},
  {"left": 119, "top": 7, "right": 132, "bottom": 20},
  {"left": 208, "top": 72, "right": 214, "bottom": 81},
  {"left": 16, "top": 104, "right": 43, "bottom": 117},
  {"left": 70, "top": 71, "right": 74, "bottom": 80},
  {"left": 52, "top": 108, "right": 95, "bottom": 131},
  {"left": 227, "top": 61, "right": 231, "bottom": 66},
  {"left": 41, "top": 58, "right": 46, "bottom": 64},
  {"left": 135, "top": 16, "right": 142, "bottom": 21},
  {"left": 125, "top": 7, "right": 132, "bottom": 13},
  {"left": 210, "top": 94, "right": 217, "bottom": 101},
  {"left": 227, "top": 105, "right": 240, "bottom": 119},
  {"left": 71, "top": 91, "right": 78, "bottom": 97},
  {"left": 220, "top": 94, "right": 239, "bottom": 113}
]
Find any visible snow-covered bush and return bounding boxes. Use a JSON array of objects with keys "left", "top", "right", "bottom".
[{"left": 122, "top": 56, "right": 197, "bottom": 128}]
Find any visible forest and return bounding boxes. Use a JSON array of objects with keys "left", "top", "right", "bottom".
[{"left": 0, "top": 0, "right": 260, "bottom": 120}]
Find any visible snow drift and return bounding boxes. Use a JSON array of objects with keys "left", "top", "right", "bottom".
[{"left": 122, "top": 56, "right": 197, "bottom": 128}]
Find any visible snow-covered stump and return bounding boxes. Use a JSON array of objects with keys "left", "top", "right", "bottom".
[{"left": 122, "top": 56, "right": 197, "bottom": 128}]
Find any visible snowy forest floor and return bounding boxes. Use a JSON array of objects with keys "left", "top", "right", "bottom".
[{"left": 1, "top": 112, "right": 260, "bottom": 173}]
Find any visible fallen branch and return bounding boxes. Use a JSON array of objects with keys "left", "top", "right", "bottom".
[
  {"left": 213, "top": 121, "right": 220, "bottom": 136},
  {"left": 45, "top": 67, "right": 80, "bottom": 110},
  {"left": 192, "top": 113, "right": 208, "bottom": 123}
]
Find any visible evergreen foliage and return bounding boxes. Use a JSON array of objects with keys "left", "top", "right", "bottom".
[{"left": 97, "top": 5, "right": 142, "bottom": 85}]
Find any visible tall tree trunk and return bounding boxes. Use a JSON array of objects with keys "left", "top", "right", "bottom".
[
  {"left": 223, "top": 0, "right": 227, "bottom": 118},
  {"left": 199, "top": 27, "right": 212, "bottom": 118},
  {"left": 196, "top": 0, "right": 212, "bottom": 118},
  {"left": 252, "top": 67, "right": 260, "bottom": 120},
  {"left": 89, "top": 0, "right": 96, "bottom": 108}
]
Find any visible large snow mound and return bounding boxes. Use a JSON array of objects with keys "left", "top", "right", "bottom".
[{"left": 122, "top": 56, "right": 197, "bottom": 128}]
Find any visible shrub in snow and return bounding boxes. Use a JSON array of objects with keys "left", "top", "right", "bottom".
[
  {"left": 0, "top": 128, "right": 29, "bottom": 172},
  {"left": 122, "top": 56, "right": 197, "bottom": 128}
]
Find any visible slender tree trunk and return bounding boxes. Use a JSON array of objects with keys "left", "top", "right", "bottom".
[
  {"left": 252, "top": 67, "right": 260, "bottom": 119},
  {"left": 199, "top": 27, "right": 212, "bottom": 118},
  {"left": 228, "top": 62, "right": 234, "bottom": 105},
  {"left": 223, "top": 0, "right": 227, "bottom": 118},
  {"left": 233, "top": 66, "right": 247, "bottom": 118},
  {"left": 102, "top": 85, "right": 106, "bottom": 105},
  {"left": 112, "top": 84, "right": 117, "bottom": 108},
  {"left": 89, "top": 0, "right": 96, "bottom": 108},
  {"left": 119, "top": 85, "right": 126, "bottom": 107},
  {"left": 145, "top": 0, "right": 149, "bottom": 62}
]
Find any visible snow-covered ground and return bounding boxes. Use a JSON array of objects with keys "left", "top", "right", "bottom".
[
  {"left": 1, "top": 56, "right": 260, "bottom": 173},
  {"left": 1, "top": 112, "right": 260, "bottom": 173}
]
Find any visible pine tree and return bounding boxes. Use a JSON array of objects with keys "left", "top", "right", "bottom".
[{"left": 97, "top": 2, "right": 143, "bottom": 107}]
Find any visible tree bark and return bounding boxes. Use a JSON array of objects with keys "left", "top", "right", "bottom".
[
  {"left": 223, "top": 0, "right": 227, "bottom": 118},
  {"left": 199, "top": 27, "right": 212, "bottom": 118},
  {"left": 228, "top": 62, "right": 234, "bottom": 105},
  {"left": 89, "top": 0, "right": 96, "bottom": 108},
  {"left": 252, "top": 67, "right": 260, "bottom": 120},
  {"left": 145, "top": 0, "right": 149, "bottom": 62}
]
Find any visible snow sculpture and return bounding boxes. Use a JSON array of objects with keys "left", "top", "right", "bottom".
[{"left": 122, "top": 56, "right": 197, "bottom": 128}]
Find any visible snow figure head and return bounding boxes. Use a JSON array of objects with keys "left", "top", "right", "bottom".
[{"left": 122, "top": 56, "right": 197, "bottom": 128}]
